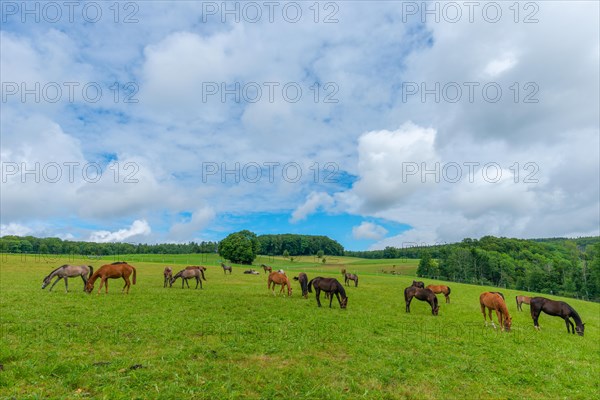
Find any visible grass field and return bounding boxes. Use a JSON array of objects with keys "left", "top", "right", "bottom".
[{"left": 1, "top": 253, "right": 599, "bottom": 399}]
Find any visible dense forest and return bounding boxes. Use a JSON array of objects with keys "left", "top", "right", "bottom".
[
  {"left": 1, "top": 234, "right": 598, "bottom": 300},
  {"left": 348, "top": 236, "right": 599, "bottom": 302}
]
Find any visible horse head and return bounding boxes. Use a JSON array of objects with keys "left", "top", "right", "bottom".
[
  {"left": 84, "top": 280, "right": 94, "bottom": 294},
  {"left": 340, "top": 296, "right": 348, "bottom": 309},
  {"left": 576, "top": 323, "right": 585, "bottom": 336},
  {"left": 433, "top": 305, "right": 440, "bottom": 315},
  {"left": 503, "top": 316, "right": 512, "bottom": 332}
]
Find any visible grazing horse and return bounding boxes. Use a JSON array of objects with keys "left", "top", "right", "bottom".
[
  {"left": 267, "top": 271, "right": 292, "bottom": 296},
  {"left": 293, "top": 272, "right": 309, "bottom": 298},
  {"left": 85, "top": 262, "right": 136, "bottom": 295},
  {"left": 171, "top": 268, "right": 203, "bottom": 289},
  {"left": 261, "top": 264, "right": 272, "bottom": 274},
  {"left": 516, "top": 295, "right": 531, "bottom": 311},
  {"left": 42, "top": 265, "right": 93, "bottom": 292},
  {"left": 307, "top": 277, "right": 348, "bottom": 309},
  {"left": 344, "top": 272, "right": 359, "bottom": 287},
  {"left": 404, "top": 286, "right": 439, "bottom": 315},
  {"left": 163, "top": 267, "right": 173, "bottom": 288},
  {"left": 221, "top": 263, "right": 232, "bottom": 274},
  {"left": 530, "top": 297, "right": 584, "bottom": 336},
  {"left": 185, "top": 266, "right": 207, "bottom": 281},
  {"left": 426, "top": 284, "right": 451, "bottom": 303},
  {"left": 412, "top": 280, "right": 425, "bottom": 288},
  {"left": 480, "top": 292, "right": 512, "bottom": 332}
]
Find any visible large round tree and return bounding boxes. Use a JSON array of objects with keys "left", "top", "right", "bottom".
[{"left": 218, "top": 230, "right": 261, "bottom": 265}]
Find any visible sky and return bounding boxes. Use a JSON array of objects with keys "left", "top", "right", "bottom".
[{"left": 1, "top": 1, "right": 599, "bottom": 250}]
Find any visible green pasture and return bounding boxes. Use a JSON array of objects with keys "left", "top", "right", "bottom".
[{"left": 0, "top": 254, "right": 598, "bottom": 399}]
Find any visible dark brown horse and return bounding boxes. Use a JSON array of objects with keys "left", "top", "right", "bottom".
[
  {"left": 307, "top": 277, "right": 348, "bottom": 308},
  {"left": 171, "top": 268, "right": 203, "bottom": 289},
  {"left": 344, "top": 272, "right": 359, "bottom": 287},
  {"left": 530, "top": 297, "right": 584, "bottom": 336},
  {"left": 293, "top": 272, "right": 309, "bottom": 298},
  {"left": 185, "top": 266, "right": 207, "bottom": 281},
  {"left": 480, "top": 292, "right": 512, "bottom": 332},
  {"left": 427, "top": 284, "right": 451, "bottom": 303},
  {"left": 404, "top": 286, "right": 439, "bottom": 315},
  {"left": 516, "top": 295, "right": 531, "bottom": 311},
  {"left": 267, "top": 271, "right": 292, "bottom": 296},
  {"left": 42, "top": 264, "right": 93, "bottom": 292},
  {"left": 221, "top": 263, "right": 232, "bottom": 274},
  {"left": 85, "top": 262, "right": 136, "bottom": 294},
  {"left": 163, "top": 267, "right": 173, "bottom": 288},
  {"left": 261, "top": 264, "right": 272, "bottom": 274},
  {"left": 412, "top": 280, "right": 425, "bottom": 288}
]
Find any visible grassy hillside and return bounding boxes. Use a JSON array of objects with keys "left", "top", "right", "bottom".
[{"left": 1, "top": 254, "right": 598, "bottom": 399}]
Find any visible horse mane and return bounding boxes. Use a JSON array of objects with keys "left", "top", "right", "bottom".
[
  {"left": 335, "top": 280, "right": 347, "bottom": 298},
  {"left": 111, "top": 261, "right": 127, "bottom": 265},
  {"left": 44, "top": 264, "right": 68, "bottom": 279},
  {"left": 567, "top": 304, "right": 584, "bottom": 326}
]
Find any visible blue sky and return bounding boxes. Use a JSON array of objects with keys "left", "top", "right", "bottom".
[{"left": 1, "top": 2, "right": 598, "bottom": 250}]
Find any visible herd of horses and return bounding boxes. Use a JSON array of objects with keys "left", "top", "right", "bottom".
[{"left": 41, "top": 263, "right": 586, "bottom": 336}]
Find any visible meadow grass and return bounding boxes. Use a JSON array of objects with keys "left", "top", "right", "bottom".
[{"left": 0, "top": 253, "right": 598, "bottom": 399}]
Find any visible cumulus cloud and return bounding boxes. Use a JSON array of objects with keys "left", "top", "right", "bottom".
[
  {"left": 352, "top": 222, "right": 388, "bottom": 240},
  {"left": 89, "top": 220, "right": 151, "bottom": 243},
  {"left": 290, "top": 192, "right": 335, "bottom": 223},
  {"left": 0, "top": 223, "right": 33, "bottom": 237},
  {"left": 168, "top": 207, "right": 216, "bottom": 240}
]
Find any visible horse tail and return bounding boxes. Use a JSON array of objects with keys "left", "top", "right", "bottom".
[
  {"left": 355, "top": 276, "right": 359, "bottom": 287},
  {"left": 201, "top": 269, "right": 206, "bottom": 281},
  {"left": 446, "top": 286, "right": 451, "bottom": 295},
  {"left": 307, "top": 278, "right": 315, "bottom": 293},
  {"left": 131, "top": 266, "right": 137, "bottom": 285},
  {"left": 88, "top": 266, "right": 94, "bottom": 280}
]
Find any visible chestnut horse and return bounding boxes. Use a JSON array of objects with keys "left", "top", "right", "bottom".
[
  {"left": 516, "top": 295, "right": 531, "bottom": 311},
  {"left": 293, "top": 272, "right": 309, "bottom": 298},
  {"left": 261, "top": 264, "right": 273, "bottom": 274},
  {"left": 427, "top": 284, "right": 451, "bottom": 303},
  {"left": 85, "top": 262, "right": 136, "bottom": 294},
  {"left": 530, "top": 297, "right": 584, "bottom": 336},
  {"left": 268, "top": 271, "right": 292, "bottom": 296},
  {"left": 42, "top": 264, "right": 93, "bottom": 292},
  {"left": 171, "top": 268, "right": 203, "bottom": 289},
  {"left": 480, "top": 292, "right": 512, "bottom": 332},
  {"left": 404, "top": 286, "right": 439, "bottom": 315},
  {"left": 185, "top": 266, "right": 206, "bottom": 281},
  {"left": 307, "top": 277, "right": 348, "bottom": 308},
  {"left": 163, "top": 267, "right": 173, "bottom": 288}
]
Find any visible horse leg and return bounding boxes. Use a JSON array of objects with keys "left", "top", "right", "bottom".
[
  {"left": 481, "top": 304, "right": 487, "bottom": 325},
  {"left": 565, "top": 318, "right": 574, "bottom": 334},
  {"left": 490, "top": 309, "right": 497, "bottom": 329},
  {"left": 355, "top": 279, "right": 358, "bottom": 287},
  {"left": 49, "top": 276, "right": 61, "bottom": 291},
  {"left": 406, "top": 296, "right": 412, "bottom": 313},
  {"left": 64, "top": 277, "right": 69, "bottom": 293},
  {"left": 97, "top": 278, "right": 105, "bottom": 295},
  {"left": 122, "top": 276, "right": 130, "bottom": 293},
  {"left": 316, "top": 288, "right": 322, "bottom": 307},
  {"left": 445, "top": 293, "right": 450, "bottom": 303}
]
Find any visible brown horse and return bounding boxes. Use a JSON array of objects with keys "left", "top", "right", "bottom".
[
  {"left": 412, "top": 280, "right": 425, "bottom": 288},
  {"left": 427, "top": 284, "right": 451, "bottom": 303},
  {"left": 268, "top": 271, "right": 292, "bottom": 296},
  {"left": 171, "top": 268, "right": 203, "bottom": 289},
  {"left": 530, "top": 297, "right": 584, "bottom": 336},
  {"left": 307, "top": 277, "right": 348, "bottom": 308},
  {"left": 163, "top": 267, "right": 173, "bottom": 288},
  {"left": 221, "top": 263, "right": 232, "bottom": 274},
  {"left": 261, "top": 264, "right": 272, "bottom": 274},
  {"left": 85, "top": 262, "right": 136, "bottom": 294},
  {"left": 344, "top": 272, "right": 359, "bottom": 287},
  {"left": 480, "top": 292, "right": 512, "bottom": 332},
  {"left": 42, "top": 264, "right": 93, "bottom": 292},
  {"left": 404, "top": 286, "right": 439, "bottom": 315},
  {"left": 516, "top": 295, "right": 531, "bottom": 311},
  {"left": 293, "top": 272, "right": 309, "bottom": 298},
  {"left": 185, "top": 266, "right": 207, "bottom": 281}
]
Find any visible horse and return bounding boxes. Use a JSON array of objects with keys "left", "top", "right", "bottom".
[
  {"left": 307, "top": 277, "right": 348, "bottom": 309},
  {"left": 344, "top": 272, "right": 359, "bottom": 287},
  {"left": 163, "top": 267, "right": 173, "bottom": 288},
  {"left": 516, "top": 295, "right": 531, "bottom": 311},
  {"left": 530, "top": 297, "right": 584, "bottom": 336},
  {"left": 171, "top": 268, "right": 203, "bottom": 289},
  {"left": 244, "top": 269, "right": 260, "bottom": 275},
  {"left": 404, "top": 286, "right": 439, "bottom": 315},
  {"left": 267, "top": 271, "right": 292, "bottom": 296},
  {"left": 293, "top": 272, "right": 309, "bottom": 298},
  {"left": 185, "top": 266, "right": 207, "bottom": 281},
  {"left": 479, "top": 292, "right": 512, "bottom": 332},
  {"left": 261, "top": 264, "right": 272, "bottom": 274},
  {"left": 84, "top": 262, "right": 136, "bottom": 295},
  {"left": 221, "top": 263, "right": 232, "bottom": 274},
  {"left": 42, "top": 264, "right": 93, "bottom": 292},
  {"left": 412, "top": 280, "right": 425, "bottom": 288},
  {"left": 426, "top": 284, "right": 451, "bottom": 303}
]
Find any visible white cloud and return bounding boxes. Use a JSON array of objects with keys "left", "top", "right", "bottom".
[
  {"left": 290, "top": 192, "right": 335, "bottom": 223},
  {"left": 89, "top": 220, "right": 151, "bottom": 243},
  {"left": 0, "top": 223, "right": 33, "bottom": 237},
  {"left": 483, "top": 53, "right": 518, "bottom": 78},
  {"left": 352, "top": 222, "right": 388, "bottom": 241},
  {"left": 168, "top": 207, "right": 216, "bottom": 240}
]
